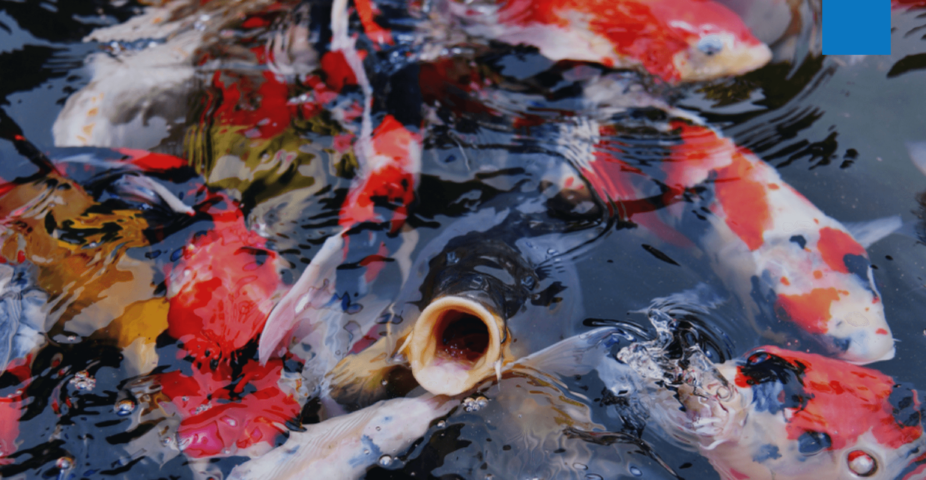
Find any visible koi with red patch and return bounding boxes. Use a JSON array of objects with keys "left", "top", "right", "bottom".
[
  {"left": 167, "top": 194, "right": 285, "bottom": 362},
  {"left": 0, "top": 357, "right": 31, "bottom": 465},
  {"left": 443, "top": 0, "right": 772, "bottom": 82},
  {"left": 153, "top": 358, "right": 301, "bottom": 458},
  {"left": 674, "top": 347, "right": 926, "bottom": 479},
  {"left": 660, "top": 123, "right": 893, "bottom": 364}
]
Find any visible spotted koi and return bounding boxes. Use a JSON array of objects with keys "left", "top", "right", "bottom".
[{"left": 442, "top": 0, "right": 772, "bottom": 82}]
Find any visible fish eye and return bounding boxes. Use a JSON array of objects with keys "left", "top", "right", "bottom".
[
  {"left": 847, "top": 450, "right": 877, "bottom": 477},
  {"left": 697, "top": 35, "right": 725, "bottom": 56}
]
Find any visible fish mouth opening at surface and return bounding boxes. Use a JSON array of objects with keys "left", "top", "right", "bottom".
[
  {"left": 408, "top": 296, "right": 505, "bottom": 395},
  {"left": 436, "top": 310, "right": 490, "bottom": 367}
]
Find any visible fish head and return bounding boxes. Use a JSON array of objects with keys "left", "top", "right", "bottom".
[
  {"left": 648, "top": 0, "right": 772, "bottom": 81},
  {"left": 687, "top": 346, "right": 924, "bottom": 480}
]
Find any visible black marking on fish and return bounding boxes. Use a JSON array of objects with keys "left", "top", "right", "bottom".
[
  {"left": 843, "top": 254, "right": 875, "bottom": 295},
  {"left": 752, "top": 444, "right": 782, "bottom": 463},
  {"left": 888, "top": 382, "right": 922, "bottom": 429},
  {"left": 797, "top": 431, "right": 832, "bottom": 455},
  {"left": 641, "top": 244, "right": 679, "bottom": 266},
  {"left": 739, "top": 351, "right": 811, "bottom": 415},
  {"left": 790, "top": 235, "right": 807, "bottom": 250}
]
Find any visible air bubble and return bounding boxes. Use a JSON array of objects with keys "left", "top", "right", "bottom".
[
  {"left": 463, "top": 396, "right": 488, "bottom": 412},
  {"left": 629, "top": 466, "right": 643, "bottom": 477},
  {"left": 378, "top": 455, "right": 393, "bottom": 467},
  {"left": 847, "top": 450, "right": 876, "bottom": 476},
  {"left": 573, "top": 463, "right": 588, "bottom": 470},
  {"left": 69, "top": 370, "right": 96, "bottom": 391},
  {"left": 436, "top": 421, "right": 446, "bottom": 429},
  {"left": 56, "top": 457, "right": 73, "bottom": 470},
  {"left": 115, "top": 399, "right": 135, "bottom": 416}
]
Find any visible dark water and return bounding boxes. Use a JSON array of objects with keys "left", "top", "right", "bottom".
[{"left": 2, "top": 0, "right": 926, "bottom": 479}]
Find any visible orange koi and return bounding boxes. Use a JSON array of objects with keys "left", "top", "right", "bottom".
[{"left": 447, "top": 0, "right": 772, "bottom": 82}]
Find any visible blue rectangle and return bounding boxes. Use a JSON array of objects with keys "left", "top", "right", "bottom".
[{"left": 823, "top": 0, "right": 891, "bottom": 55}]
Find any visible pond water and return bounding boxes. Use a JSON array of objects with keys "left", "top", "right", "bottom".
[{"left": 2, "top": 0, "right": 926, "bottom": 479}]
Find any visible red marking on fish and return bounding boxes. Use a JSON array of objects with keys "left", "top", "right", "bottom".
[
  {"left": 158, "top": 359, "right": 300, "bottom": 458},
  {"left": 354, "top": 0, "right": 394, "bottom": 45},
  {"left": 728, "top": 469, "right": 750, "bottom": 480},
  {"left": 775, "top": 288, "right": 841, "bottom": 335},
  {"left": 115, "top": 148, "right": 187, "bottom": 172},
  {"left": 817, "top": 227, "right": 867, "bottom": 275},
  {"left": 339, "top": 115, "right": 420, "bottom": 233},
  {"left": 321, "top": 51, "right": 360, "bottom": 91},
  {"left": 0, "top": 357, "right": 33, "bottom": 464},
  {"left": 167, "top": 196, "right": 283, "bottom": 361},
  {"left": 212, "top": 70, "right": 291, "bottom": 139},
  {"left": 877, "top": 328, "right": 889, "bottom": 335},
  {"left": 713, "top": 151, "right": 771, "bottom": 251},
  {"left": 739, "top": 347, "right": 923, "bottom": 450}
]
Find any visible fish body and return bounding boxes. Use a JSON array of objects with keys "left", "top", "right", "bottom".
[
  {"left": 145, "top": 357, "right": 302, "bottom": 459},
  {"left": 684, "top": 347, "right": 925, "bottom": 480},
  {"left": 443, "top": 0, "right": 772, "bottom": 82},
  {"left": 659, "top": 123, "right": 893, "bottom": 364},
  {"left": 167, "top": 195, "right": 285, "bottom": 362},
  {"left": 233, "top": 327, "right": 636, "bottom": 480},
  {"left": 0, "top": 264, "right": 46, "bottom": 376}
]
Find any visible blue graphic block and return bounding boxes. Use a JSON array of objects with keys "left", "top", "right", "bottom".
[{"left": 823, "top": 0, "right": 891, "bottom": 55}]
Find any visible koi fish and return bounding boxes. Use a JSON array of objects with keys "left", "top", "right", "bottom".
[
  {"left": 606, "top": 293, "right": 924, "bottom": 480},
  {"left": 167, "top": 194, "right": 285, "bottom": 362},
  {"left": 0, "top": 356, "right": 32, "bottom": 465},
  {"left": 659, "top": 123, "right": 895, "bottom": 364},
  {"left": 231, "top": 327, "right": 651, "bottom": 480},
  {"left": 143, "top": 357, "right": 301, "bottom": 459},
  {"left": 440, "top": 0, "right": 772, "bottom": 82},
  {"left": 0, "top": 264, "right": 47, "bottom": 375},
  {"left": 671, "top": 347, "right": 925, "bottom": 480},
  {"left": 52, "top": 0, "right": 285, "bottom": 149}
]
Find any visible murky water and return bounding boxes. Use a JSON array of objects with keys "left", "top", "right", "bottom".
[{"left": 2, "top": 0, "right": 926, "bottom": 478}]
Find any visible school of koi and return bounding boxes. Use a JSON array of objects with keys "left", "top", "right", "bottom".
[{"left": 2, "top": 0, "right": 926, "bottom": 479}]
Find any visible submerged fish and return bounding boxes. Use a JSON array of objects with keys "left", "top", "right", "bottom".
[
  {"left": 438, "top": 0, "right": 772, "bottom": 82},
  {"left": 230, "top": 327, "right": 661, "bottom": 479},
  {"left": 659, "top": 123, "right": 894, "bottom": 364},
  {"left": 0, "top": 264, "right": 46, "bottom": 375},
  {"left": 606, "top": 294, "right": 925, "bottom": 480},
  {"left": 167, "top": 193, "right": 286, "bottom": 362},
  {"left": 647, "top": 347, "right": 926, "bottom": 480}
]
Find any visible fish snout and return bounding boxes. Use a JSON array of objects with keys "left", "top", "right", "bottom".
[
  {"left": 406, "top": 295, "right": 507, "bottom": 396},
  {"left": 674, "top": 33, "right": 772, "bottom": 81},
  {"left": 828, "top": 301, "right": 895, "bottom": 364}
]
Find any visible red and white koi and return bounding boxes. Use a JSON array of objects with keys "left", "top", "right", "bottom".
[
  {"left": 437, "top": 0, "right": 772, "bottom": 82},
  {"left": 677, "top": 347, "right": 924, "bottom": 479},
  {"left": 657, "top": 123, "right": 894, "bottom": 364},
  {"left": 167, "top": 193, "right": 286, "bottom": 362}
]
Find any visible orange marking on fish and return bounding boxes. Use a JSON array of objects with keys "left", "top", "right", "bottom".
[
  {"left": 714, "top": 151, "right": 771, "bottom": 251},
  {"left": 776, "top": 288, "right": 841, "bottom": 334},
  {"left": 817, "top": 227, "right": 867, "bottom": 275},
  {"left": 354, "top": 0, "right": 394, "bottom": 45},
  {"left": 813, "top": 270, "right": 823, "bottom": 279},
  {"left": 780, "top": 277, "right": 790, "bottom": 286},
  {"left": 767, "top": 183, "right": 780, "bottom": 190}
]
